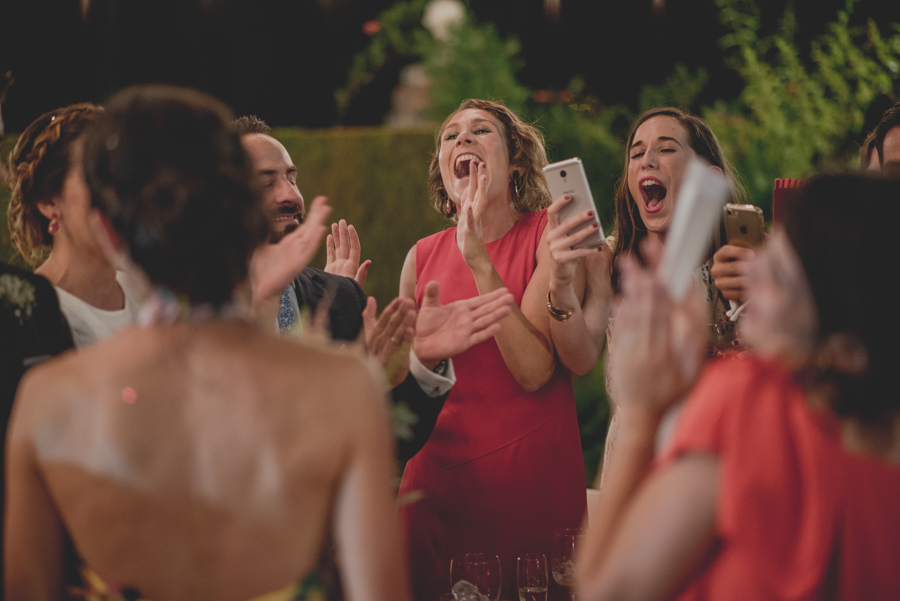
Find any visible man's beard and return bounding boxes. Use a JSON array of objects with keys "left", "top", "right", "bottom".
[{"left": 268, "top": 208, "right": 304, "bottom": 244}]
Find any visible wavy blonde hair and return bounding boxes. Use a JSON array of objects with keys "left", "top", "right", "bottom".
[
  {"left": 427, "top": 99, "right": 551, "bottom": 221},
  {"left": 6, "top": 103, "right": 102, "bottom": 265}
]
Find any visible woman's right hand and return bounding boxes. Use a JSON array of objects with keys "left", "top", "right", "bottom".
[
  {"left": 455, "top": 160, "right": 491, "bottom": 273},
  {"left": 546, "top": 194, "right": 602, "bottom": 290}
]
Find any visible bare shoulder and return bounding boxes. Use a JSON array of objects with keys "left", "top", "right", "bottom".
[{"left": 399, "top": 245, "right": 417, "bottom": 300}]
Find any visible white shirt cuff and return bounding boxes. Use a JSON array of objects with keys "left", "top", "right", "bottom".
[{"left": 409, "top": 350, "right": 456, "bottom": 397}]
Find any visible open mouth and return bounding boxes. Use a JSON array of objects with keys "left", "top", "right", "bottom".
[
  {"left": 640, "top": 178, "right": 667, "bottom": 212},
  {"left": 274, "top": 204, "right": 303, "bottom": 232},
  {"left": 454, "top": 153, "right": 481, "bottom": 179}
]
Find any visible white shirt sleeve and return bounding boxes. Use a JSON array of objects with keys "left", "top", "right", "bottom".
[{"left": 408, "top": 349, "right": 456, "bottom": 398}]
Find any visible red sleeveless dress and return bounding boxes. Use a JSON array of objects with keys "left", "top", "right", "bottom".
[{"left": 399, "top": 210, "right": 586, "bottom": 601}]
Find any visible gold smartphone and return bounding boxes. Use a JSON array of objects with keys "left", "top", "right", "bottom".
[{"left": 723, "top": 203, "right": 764, "bottom": 248}]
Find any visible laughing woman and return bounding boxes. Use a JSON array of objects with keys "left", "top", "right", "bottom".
[
  {"left": 545, "top": 108, "right": 745, "bottom": 477},
  {"left": 398, "top": 99, "right": 586, "bottom": 601}
]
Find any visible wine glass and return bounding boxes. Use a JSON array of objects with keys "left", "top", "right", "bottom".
[
  {"left": 450, "top": 553, "right": 502, "bottom": 601},
  {"left": 551, "top": 528, "right": 586, "bottom": 601},
  {"left": 517, "top": 553, "right": 548, "bottom": 601}
]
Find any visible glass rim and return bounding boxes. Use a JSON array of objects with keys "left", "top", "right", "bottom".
[
  {"left": 516, "top": 552, "right": 547, "bottom": 561},
  {"left": 451, "top": 552, "right": 500, "bottom": 564}
]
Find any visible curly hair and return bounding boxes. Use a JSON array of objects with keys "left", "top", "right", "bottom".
[
  {"left": 426, "top": 99, "right": 551, "bottom": 221},
  {"left": 6, "top": 103, "right": 102, "bottom": 265},
  {"left": 610, "top": 107, "right": 745, "bottom": 288}
]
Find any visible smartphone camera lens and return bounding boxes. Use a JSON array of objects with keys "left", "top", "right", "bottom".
[{"left": 560, "top": 170, "right": 567, "bottom": 178}]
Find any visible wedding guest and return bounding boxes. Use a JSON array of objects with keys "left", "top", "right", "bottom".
[
  {"left": 399, "top": 99, "right": 586, "bottom": 600},
  {"left": 234, "top": 115, "right": 513, "bottom": 463},
  {"left": 546, "top": 107, "right": 745, "bottom": 480},
  {"left": 577, "top": 173, "right": 900, "bottom": 601},
  {"left": 6, "top": 103, "right": 142, "bottom": 348},
  {"left": 5, "top": 84, "right": 412, "bottom": 601}
]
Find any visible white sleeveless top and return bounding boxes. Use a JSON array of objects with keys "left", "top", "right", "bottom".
[{"left": 55, "top": 271, "right": 142, "bottom": 349}]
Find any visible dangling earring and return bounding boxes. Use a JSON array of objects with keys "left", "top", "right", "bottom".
[
  {"left": 512, "top": 171, "right": 521, "bottom": 200},
  {"left": 48, "top": 212, "right": 60, "bottom": 235},
  {"left": 445, "top": 198, "right": 456, "bottom": 218},
  {"left": 442, "top": 193, "right": 456, "bottom": 218}
]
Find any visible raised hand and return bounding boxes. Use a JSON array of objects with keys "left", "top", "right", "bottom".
[
  {"left": 250, "top": 196, "right": 331, "bottom": 302},
  {"left": 455, "top": 160, "right": 490, "bottom": 270},
  {"left": 611, "top": 240, "right": 706, "bottom": 418},
  {"left": 547, "top": 194, "right": 602, "bottom": 289},
  {"left": 413, "top": 281, "right": 514, "bottom": 367},
  {"left": 325, "top": 219, "right": 371, "bottom": 288},
  {"left": 362, "top": 296, "right": 417, "bottom": 388}
]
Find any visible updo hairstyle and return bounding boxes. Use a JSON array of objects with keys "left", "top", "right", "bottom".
[
  {"left": 6, "top": 103, "right": 102, "bottom": 265},
  {"left": 81, "top": 84, "right": 267, "bottom": 305},
  {"left": 783, "top": 173, "right": 899, "bottom": 425}
]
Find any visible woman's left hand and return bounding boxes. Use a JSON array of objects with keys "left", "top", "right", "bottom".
[{"left": 456, "top": 160, "right": 490, "bottom": 271}]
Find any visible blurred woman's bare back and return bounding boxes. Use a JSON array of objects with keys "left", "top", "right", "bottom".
[{"left": 7, "top": 320, "right": 403, "bottom": 601}]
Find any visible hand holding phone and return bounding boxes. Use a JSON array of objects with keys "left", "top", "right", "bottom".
[{"left": 543, "top": 158, "right": 605, "bottom": 249}]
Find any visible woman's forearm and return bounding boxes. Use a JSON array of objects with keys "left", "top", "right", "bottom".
[
  {"left": 470, "top": 261, "right": 557, "bottom": 392},
  {"left": 548, "top": 278, "right": 602, "bottom": 375}
]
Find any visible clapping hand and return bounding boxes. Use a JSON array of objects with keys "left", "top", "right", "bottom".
[
  {"left": 455, "top": 160, "right": 490, "bottom": 270},
  {"left": 413, "top": 281, "right": 514, "bottom": 367},
  {"left": 362, "top": 296, "right": 417, "bottom": 388},
  {"left": 325, "top": 219, "right": 371, "bottom": 288},
  {"left": 613, "top": 240, "right": 706, "bottom": 419}
]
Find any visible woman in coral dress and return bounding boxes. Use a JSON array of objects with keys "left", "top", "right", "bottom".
[{"left": 398, "top": 99, "right": 586, "bottom": 601}]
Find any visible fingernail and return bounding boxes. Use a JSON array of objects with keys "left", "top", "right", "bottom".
[
  {"left": 565, "top": 195, "right": 572, "bottom": 200},
  {"left": 593, "top": 223, "right": 599, "bottom": 228},
  {"left": 588, "top": 211, "right": 594, "bottom": 217}
]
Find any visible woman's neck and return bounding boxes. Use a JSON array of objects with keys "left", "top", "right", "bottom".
[
  {"left": 646, "top": 229, "right": 665, "bottom": 246},
  {"left": 36, "top": 246, "right": 124, "bottom": 311},
  {"left": 479, "top": 195, "right": 519, "bottom": 243}
]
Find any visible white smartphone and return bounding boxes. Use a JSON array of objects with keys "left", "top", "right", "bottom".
[
  {"left": 543, "top": 157, "right": 605, "bottom": 249},
  {"left": 659, "top": 158, "right": 730, "bottom": 301}
]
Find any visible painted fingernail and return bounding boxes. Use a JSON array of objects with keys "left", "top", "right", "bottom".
[
  {"left": 565, "top": 195, "right": 572, "bottom": 200},
  {"left": 593, "top": 223, "right": 600, "bottom": 228},
  {"left": 588, "top": 211, "right": 594, "bottom": 217}
]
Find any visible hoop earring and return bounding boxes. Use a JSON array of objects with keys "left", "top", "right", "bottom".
[{"left": 48, "top": 213, "right": 60, "bottom": 235}]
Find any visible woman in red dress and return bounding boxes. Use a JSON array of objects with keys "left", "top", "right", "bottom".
[{"left": 398, "top": 99, "right": 586, "bottom": 600}]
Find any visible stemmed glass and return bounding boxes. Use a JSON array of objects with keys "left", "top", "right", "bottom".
[
  {"left": 517, "top": 553, "right": 548, "bottom": 601},
  {"left": 551, "top": 528, "right": 586, "bottom": 601},
  {"left": 450, "top": 553, "right": 502, "bottom": 601}
]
